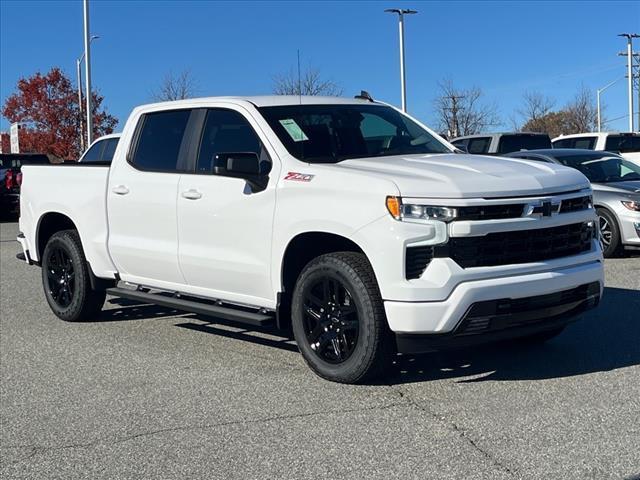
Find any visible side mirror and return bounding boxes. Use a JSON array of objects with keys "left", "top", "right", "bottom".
[{"left": 213, "top": 152, "right": 268, "bottom": 192}]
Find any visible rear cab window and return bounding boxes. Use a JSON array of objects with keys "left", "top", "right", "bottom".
[
  {"left": 572, "top": 137, "right": 597, "bottom": 150},
  {"left": 467, "top": 137, "right": 492, "bottom": 154},
  {"left": 81, "top": 141, "right": 104, "bottom": 162},
  {"left": 497, "top": 134, "right": 551, "bottom": 154}
]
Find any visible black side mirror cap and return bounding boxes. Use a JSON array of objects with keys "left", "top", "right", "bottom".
[{"left": 213, "top": 152, "right": 268, "bottom": 192}]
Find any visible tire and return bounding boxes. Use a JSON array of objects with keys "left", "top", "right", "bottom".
[
  {"left": 291, "top": 252, "right": 393, "bottom": 384},
  {"left": 597, "top": 208, "right": 623, "bottom": 257},
  {"left": 41, "top": 229, "right": 106, "bottom": 322},
  {"left": 514, "top": 326, "right": 565, "bottom": 345}
]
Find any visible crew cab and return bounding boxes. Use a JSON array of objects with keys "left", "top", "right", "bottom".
[
  {"left": 451, "top": 132, "right": 552, "bottom": 154},
  {"left": 552, "top": 132, "right": 640, "bottom": 166},
  {"left": 17, "top": 96, "right": 603, "bottom": 383}
]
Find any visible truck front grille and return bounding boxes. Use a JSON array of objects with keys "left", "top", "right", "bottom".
[
  {"left": 435, "top": 222, "right": 594, "bottom": 268},
  {"left": 559, "top": 195, "right": 592, "bottom": 213},
  {"left": 405, "top": 246, "right": 433, "bottom": 279},
  {"left": 456, "top": 204, "right": 525, "bottom": 221}
]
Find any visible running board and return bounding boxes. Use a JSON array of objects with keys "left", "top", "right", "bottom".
[{"left": 106, "top": 287, "right": 274, "bottom": 327}]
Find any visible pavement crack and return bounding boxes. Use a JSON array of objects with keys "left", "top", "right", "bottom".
[
  {"left": 387, "top": 384, "right": 516, "bottom": 478},
  {"left": 1, "top": 400, "right": 409, "bottom": 463}
]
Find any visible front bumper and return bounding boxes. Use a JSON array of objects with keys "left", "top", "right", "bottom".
[
  {"left": 384, "top": 259, "right": 603, "bottom": 336},
  {"left": 395, "top": 281, "right": 600, "bottom": 354},
  {"left": 619, "top": 209, "right": 640, "bottom": 246}
]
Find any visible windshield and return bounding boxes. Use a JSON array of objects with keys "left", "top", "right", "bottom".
[
  {"left": 558, "top": 154, "right": 640, "bottom": 183},
  {"left": 258, "top": 104, "right": 451, "bottom": 163}
]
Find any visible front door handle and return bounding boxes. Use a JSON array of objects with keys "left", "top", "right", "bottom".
[
  {"left": 181, "top": 189, "right": 202, "bottom": 200},
  {"left": 112, "top": 185, "right": 130, "bottom": 195}
]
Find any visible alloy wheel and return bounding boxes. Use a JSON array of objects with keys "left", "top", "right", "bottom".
[
  {"left": 46, "top": 246, "right": 75, "bottom": 308},
  {"left": 598, "top": 215, "right": 612, "bottom": 250},
  {"left": 302, "top": 276, "right": 360, "bottom": 364}
]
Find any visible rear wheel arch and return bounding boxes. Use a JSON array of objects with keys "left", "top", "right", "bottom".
[{"left": 36, "top": 212, "right": 79, "bottom": 260}]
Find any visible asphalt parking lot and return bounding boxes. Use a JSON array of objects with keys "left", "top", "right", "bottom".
[{"left": 1, "top": 220, "right": 639, "bottom": 480}]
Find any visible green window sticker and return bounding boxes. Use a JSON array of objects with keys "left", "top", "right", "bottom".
[{"left": 279, "top": 119, "right": 309, "bottom": 142}]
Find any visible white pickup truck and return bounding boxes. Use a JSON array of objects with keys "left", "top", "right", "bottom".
[{"left": 17, "top": 95, "right": 604, "bottom": 383}]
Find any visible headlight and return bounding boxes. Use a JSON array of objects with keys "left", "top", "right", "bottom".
[
  {"left": 621, "top": 200, "right": 640, "bottom": 212},
  {"left": 386, "top": 196, "right": 458, "bottom": 222}
]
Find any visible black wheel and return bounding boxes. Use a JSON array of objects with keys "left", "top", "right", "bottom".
[
  {"left": 291, "top": 252, "right": 392, "bottom": 384},
  {"left": 597, "top": 208, "right": 622, "bottom": 257},
  {"left": 41, "top": 230, "right": 105, "bottom": 322},
  {"left": 514, "top": 326, "right": 565, "bottom": 345}
]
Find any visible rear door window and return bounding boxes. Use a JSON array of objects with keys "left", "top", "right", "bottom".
[
  {"left": 467, "top": 137, "right": 491, "bottom": 154},
  {"left": 130, "top": 110, "right": 192, "bottom": 172}
]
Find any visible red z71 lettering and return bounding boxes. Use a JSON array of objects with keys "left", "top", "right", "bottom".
[{"left": 284, "top": 172, "right": 315, "bottom": 182}]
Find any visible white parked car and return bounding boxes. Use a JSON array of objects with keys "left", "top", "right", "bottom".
[
  {"left": 552, "top": 132, "right": 640, "bottom": 166},
  {"left": 17, "top": 96, "right": 603, "bottom": 383},
  {"left": 451, "top": 132, "right": 551, "bottom": 154}
]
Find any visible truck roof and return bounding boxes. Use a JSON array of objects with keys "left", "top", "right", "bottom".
[{"left": 139, "top": 95, "right": 376, "bottom": 110}]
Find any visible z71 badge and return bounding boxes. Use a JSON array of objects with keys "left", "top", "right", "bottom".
[{"left": 284, "top": 172, "right": 315, "bottom": 182}]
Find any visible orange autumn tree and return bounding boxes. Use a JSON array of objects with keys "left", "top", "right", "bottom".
[{"left": 2, "top": 67, "right": 117, "bottom": 160}]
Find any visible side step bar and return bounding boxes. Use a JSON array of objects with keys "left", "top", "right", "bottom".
[{"left": 106, "top": 287, "right": 274, "bottom": 327}]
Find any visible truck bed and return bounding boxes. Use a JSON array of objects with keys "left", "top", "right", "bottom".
[{"left": 18, "top": 164, "right": 117, "bottom": 278}]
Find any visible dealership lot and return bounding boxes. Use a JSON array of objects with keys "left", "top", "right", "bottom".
[{"left": 1, "top": 220, "right": 638, "bottom": 479}]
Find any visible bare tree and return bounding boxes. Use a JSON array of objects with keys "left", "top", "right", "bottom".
[
  {"left": 433, "top": 80, "right": 500, "bottom": 137},
  {"left": 273, "top": 66, "right": 342, "bottom": 96},
  {"left": 564, "top": 85, "right": 599, "bottom": 133},
  {"left": 519, "top": 86, "right": 602, "bottom": 138},
  {"left": 517, "top": 91, "right": 555, "bottom": 128},
  {"left": 151, "top": 70, "right": 198, "bottom": 101}
]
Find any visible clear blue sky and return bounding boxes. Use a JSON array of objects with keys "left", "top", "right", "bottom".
[{"left": 1, "top": 0, "right": 639, "bottom": 133}]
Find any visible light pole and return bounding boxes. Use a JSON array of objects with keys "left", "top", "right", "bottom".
[
  {"left": 77, "top": 35, "right": 99, "bottom": 151},
  {"left": 385, "top": 8, "right": 417, "bottom": 112},
  {"left": 596, "top": 77, "right": 624, "bottom": 132},
  {"left": 618, "top": 33, "right": 639, "bottom": 132},
  {"left": 83, "top": 0, "right": 94, "bottom": 145}
]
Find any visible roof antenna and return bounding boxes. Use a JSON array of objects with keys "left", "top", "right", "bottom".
[{"left": 297, "top": 49, "right": 302, "bottom": 105}]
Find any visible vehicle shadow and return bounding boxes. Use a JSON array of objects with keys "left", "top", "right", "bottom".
[
  {"left": 97, "top": 287, "right": 639, "bottom": 383},
  {"left": 99, "top": 297, "right": 299, "bottom": 352},
  {"left": 386, "top": 286, "right": 640, "bottom": 385}
]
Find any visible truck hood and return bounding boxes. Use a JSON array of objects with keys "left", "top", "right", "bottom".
[
  {"left": 336, "top": 153, "right": 590, "bottom": 198},
  {"left": 593, "top": 180, "right": 640, "bottom": 194}
]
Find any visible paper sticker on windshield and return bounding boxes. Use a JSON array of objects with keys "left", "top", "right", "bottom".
[{"left": 279, "top": 119, "right": 309, "bottom": 142}]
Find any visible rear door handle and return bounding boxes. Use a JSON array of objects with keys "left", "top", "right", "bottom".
[
  {"left": 112, "top": 185, "right": 130, "bottom": 195},
  {"left": 181, "top": 189, "right": 202, "bottom": 200}
]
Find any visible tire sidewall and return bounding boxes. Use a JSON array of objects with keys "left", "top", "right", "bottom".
[
  {"left": 291, "top": 255, "right": 382, "bottom": 382},
  {"left": 41, "top": 232, "right": 90, "bottom": 321}
]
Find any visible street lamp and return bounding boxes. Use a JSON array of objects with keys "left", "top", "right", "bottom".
[
  {"left": 77, "top": 34, "right": 99, "bottom": 151},
  {"left": 596, "top": 76, "right": 624, "bottom": 132},
  {"left": 385, "top": 8, "right": 417, "bottom": 112}
]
